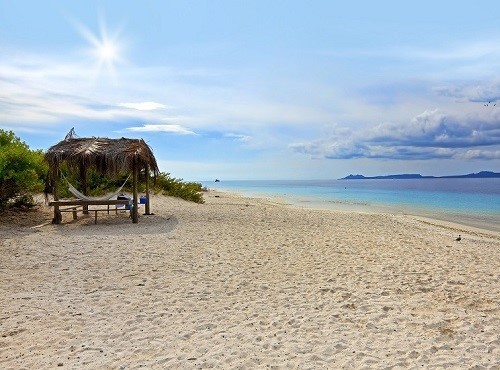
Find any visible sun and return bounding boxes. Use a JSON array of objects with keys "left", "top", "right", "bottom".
[
  {"left": 98, "top": 41, "right": 117, "bottom": 61},
  {"left": 96, "top": 40, "right": 119, "bottom": 65},
  {"left": 74, "top": 15, "right": 125, "bottom": 79}
]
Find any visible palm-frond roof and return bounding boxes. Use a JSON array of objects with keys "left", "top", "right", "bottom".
[{"left": 45, "top": 128, "right": 159, "bottom": 177}]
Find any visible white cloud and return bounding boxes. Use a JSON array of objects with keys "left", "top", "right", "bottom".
[
  {"left": 224, "top": 133, "right": 252, "bottom": 142},
  {"left": 459, "top": 150, "right": 500, "bottom": 160},
  {"left": 118, "top": 102, "right": 168, "bottom": 111},
  {"left": 126, "top": 124, "right": 197, "bottom": 135},
  {"left": 433, "top": 81, "right": 500, "bottom": 103}
]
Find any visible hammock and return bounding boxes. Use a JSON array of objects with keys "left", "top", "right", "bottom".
[{"left": 61, "top": 173, "right": 131, "bottom": 201}]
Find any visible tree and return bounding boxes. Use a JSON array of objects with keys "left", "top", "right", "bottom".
[{"left": 0, "top": 130, "right": 48, "bottom": 209}]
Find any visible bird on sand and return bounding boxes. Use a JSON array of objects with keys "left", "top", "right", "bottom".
[{"left": 455, "top": 235, "right": 461, "bottom": 241}]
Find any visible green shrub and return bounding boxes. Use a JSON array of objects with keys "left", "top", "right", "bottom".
[
  {"left": 154, "top": 172, "right": 204, "bottom": 204},
  {"left": 0, "top": 130, "right": 48, "bottom": 210}
]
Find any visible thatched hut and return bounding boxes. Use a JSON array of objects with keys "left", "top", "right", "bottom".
[{"left": 45, "top": 129, "right": 159, "bottom": 223}]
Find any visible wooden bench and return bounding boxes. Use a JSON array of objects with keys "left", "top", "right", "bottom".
[{"left": 49, "top": 199, "right": 132, "bottom": 224}]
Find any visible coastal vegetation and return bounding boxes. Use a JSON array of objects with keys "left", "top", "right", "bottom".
[
  {"left": 154, "top": 172, "right": 205, "bottom": 204},
  {"left": 0, "top": 130, "right": 48, "bottom": 210},
  {"left": 0, "top": 130, "right": 204, "bottom": 211}
]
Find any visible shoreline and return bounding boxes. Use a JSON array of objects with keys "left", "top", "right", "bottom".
[
  {"left": 1, "top": 192, "right": 499, "bottom": 368},
  {"left": 209, "top": 189, "right": 500, "bottom": 236}
]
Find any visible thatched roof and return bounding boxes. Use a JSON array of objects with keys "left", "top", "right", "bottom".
[{"left": 45, "top": 129, "right": 159, "bottom": 177}]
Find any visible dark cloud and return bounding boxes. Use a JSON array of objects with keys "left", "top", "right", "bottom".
[{"left": 290, "top": 109, "right": 500, "bottom": 161}]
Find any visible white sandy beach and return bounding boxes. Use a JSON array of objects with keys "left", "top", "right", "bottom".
[{"left": 1, "top": 191, "right": 499, "bottom": 369}]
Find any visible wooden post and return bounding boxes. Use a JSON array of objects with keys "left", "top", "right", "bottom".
[
  {"left": 52, "top": 166, "right": 61, "bottom": 224},
  {"left": 80, "top": 163, "right": 89, "bottom": 214},
  {"left": 132, "top": 159, "right": 139, "bottom": 223},
  {"left": 145, "top": 164, "right": 151, "bottom": 215}
]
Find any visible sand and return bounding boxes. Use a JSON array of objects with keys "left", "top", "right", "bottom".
[{"left": 0, "top": 191, "right": 499, "bottom": 369}]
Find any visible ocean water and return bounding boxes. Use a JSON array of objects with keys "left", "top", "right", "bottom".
[{"left": 202, "top": 179, "right": 500, "bottom": 232}]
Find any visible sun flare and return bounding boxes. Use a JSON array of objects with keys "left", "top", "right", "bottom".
[
  {"left": 97, "top": 41, "right": 118, "bottom": 63},
  {"left": 74, "top": 16, "right": 125, "bottom": 79}
]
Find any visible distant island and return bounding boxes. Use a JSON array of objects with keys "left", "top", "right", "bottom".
[{"left": 340, "top": 171, "right": 500, "bottom": 180}]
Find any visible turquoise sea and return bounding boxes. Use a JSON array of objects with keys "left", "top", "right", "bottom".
[{"left": 202, "top": 179, "right": 500, "bottom": 232}]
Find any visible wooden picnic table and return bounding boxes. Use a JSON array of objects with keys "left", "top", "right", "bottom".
[{"left": 49, "top": 199, "right": 132, "bottom": 224}]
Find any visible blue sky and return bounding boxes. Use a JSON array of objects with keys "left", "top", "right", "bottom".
[{"left": 1, "top": 1, "right": 499, "bottom": 180}]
